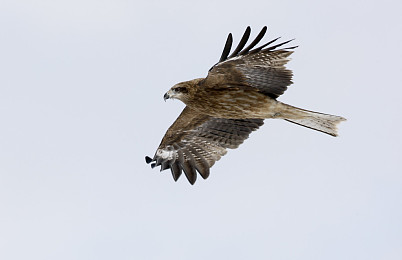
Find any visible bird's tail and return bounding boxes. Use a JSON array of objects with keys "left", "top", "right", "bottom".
[{"left": 280, "top": 104, "right": 346, "bottom": 137}]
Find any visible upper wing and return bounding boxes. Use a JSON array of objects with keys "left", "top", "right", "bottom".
[
  {"left": 202, "top": 26, "right": 297, "bottom": 99},
  {"left": 145, "top": 107, "right": 264, "bottom": 184}
]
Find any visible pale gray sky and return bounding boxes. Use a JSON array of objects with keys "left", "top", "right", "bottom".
[{"left": 1, "top": 0, "right": 401, "bottom": 259}]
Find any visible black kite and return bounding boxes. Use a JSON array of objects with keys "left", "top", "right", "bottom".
[{"left": 145, "top": 26, "right": 345, "bottom": 184}]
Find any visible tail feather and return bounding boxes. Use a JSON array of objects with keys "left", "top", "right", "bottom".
[{"left": 282, "top": 106, "right": 346, "bottom": 137}]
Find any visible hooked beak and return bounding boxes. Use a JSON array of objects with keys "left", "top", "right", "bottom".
[{"left": 163, "top": 92, "right": 170, "bottom": 102}]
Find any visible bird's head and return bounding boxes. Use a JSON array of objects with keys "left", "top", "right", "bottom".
[{"left": 163, "top": 79, "right": 202, "bottom": 103}]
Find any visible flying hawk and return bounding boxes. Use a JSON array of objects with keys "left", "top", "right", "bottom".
[{"left": 145, "top": 26, "right": 345, "bottom": 184}]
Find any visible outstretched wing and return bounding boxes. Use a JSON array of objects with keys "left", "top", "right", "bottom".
[
  {"left": 203, "top": 26, "right": 297, "bottom": 99},
  {"left": 145, "top": 107, "right": 264, "bottom": 184}
]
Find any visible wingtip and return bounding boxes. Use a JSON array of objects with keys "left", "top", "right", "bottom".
[
  {"left": 219, "top": 33, "right": 233, "bottom": 62},
  {"left": 199, "top": 169, "right": 210, "bottom": 180},
  {"left": 227, "top": 33, "right": 233, "bottom": 44}
]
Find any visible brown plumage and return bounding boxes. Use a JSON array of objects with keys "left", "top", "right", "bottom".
[{"left": 146, "top": 26, "right": 346, "bottom": 184}]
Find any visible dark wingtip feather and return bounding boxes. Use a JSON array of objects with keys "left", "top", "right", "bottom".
[
  {"left": 151, "top": 163, "right": 156, "bottom": 168},
  {"left": 145, "top": 156, "right": 153, "bottom": 164},
  {"left": 238, "top": 26, "right": 267, "bottom": 56},
  {"left": 199, "top": 168, "right": 210, "bottom": 180},
  {"left": 248, "top": 37, "right": 281, "bottom": 54},
  {"left": 284, "top": 45, "right": 298, "bottom": 50},
  {"left": 188, "top": 177, "right": 196, "bottom": 185},
  {"left": 219, "top": 33, "right": 233, "bottom": 62},
  {"left": 170, "top": 163, "right": 182, "bottom": 182},
  {"left": 181, "top": 161, "right": 197, "bottom": 185},
  {"left": 266, "top": 38, "right": 295, "bottom": 51},
  {"left": 228, "top": 26, "right": 251, "bottom": 59}
]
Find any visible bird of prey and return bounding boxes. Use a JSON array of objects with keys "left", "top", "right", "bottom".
[{"left": 145, "top": 26, "right": 345, "bottom": 184}]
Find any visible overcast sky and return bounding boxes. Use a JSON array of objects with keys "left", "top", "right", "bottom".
[{"left": 1, "top": 0, "right": 401, "bottom": 259}]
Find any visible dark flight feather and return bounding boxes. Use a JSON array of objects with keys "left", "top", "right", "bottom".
[
  {"left": 227, "top": 26, "right": 251, "bottom": 58},
  {"left": 265, "top": 39, "right": 295, "bottom": 51},
  {"left": 238, "top": 26, "right": 267, "bottom": 56},
  {"left": 219, "top": 33, "right": 233, "bottom": 62},
  {"left": 170, "top": 161, "right": 182, "bottom": 181},
  {"left": 248, "top": 37, "right": 281, "bottom": 54}
]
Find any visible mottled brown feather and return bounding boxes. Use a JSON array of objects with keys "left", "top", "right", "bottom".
[
  {"left": 203, "top": 49, "right": 294, "bottom": 99},
  {"left": 146, "top": 107, "right": 263, "bottom": 184}
]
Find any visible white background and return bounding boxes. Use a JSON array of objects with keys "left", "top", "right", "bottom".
[{"left": 1, "top": 0, "right": 401, "bottom": 259}]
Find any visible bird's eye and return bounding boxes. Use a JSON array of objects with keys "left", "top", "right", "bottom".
[{"left": 174, "top": 87, "right": 188, "bottom": 93}]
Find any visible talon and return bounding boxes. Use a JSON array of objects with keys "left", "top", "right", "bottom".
[{"left": 145, "top": 156, "right": 153, "bottom": 164}]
